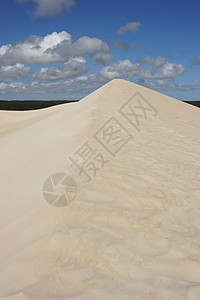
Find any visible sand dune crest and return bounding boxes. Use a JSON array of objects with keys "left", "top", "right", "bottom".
[{"left": 0, "top": 79, "right": 200, "bottom": 299}]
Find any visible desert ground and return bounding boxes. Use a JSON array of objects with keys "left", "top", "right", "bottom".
[{"left": 0, "top": 79, "right": 200, "bottom": 299}]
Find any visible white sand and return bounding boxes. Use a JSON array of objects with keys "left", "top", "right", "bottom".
[{"left": 0, "top": 79, "right": 200, "bottom": 299}]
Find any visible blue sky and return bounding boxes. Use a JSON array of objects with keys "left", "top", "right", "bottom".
[{"left": 0, "top": 0, "right": 200, "bottom": 101}]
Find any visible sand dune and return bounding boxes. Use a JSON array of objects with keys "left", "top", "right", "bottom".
[{"left": 0, "top": 79, "right": 200, "bottom": 299}]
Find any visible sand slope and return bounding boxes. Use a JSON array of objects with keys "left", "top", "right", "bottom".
[{"left": 0, "top": 79, "right": 200, "bottom": 299}]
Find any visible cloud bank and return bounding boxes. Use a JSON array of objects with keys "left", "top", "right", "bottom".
[
  {"left": 33, "top": 57, "right": 87, "bottom": 80},
  {"left": 0, "top": 64, "right": 31, "bottom": 80},
  {"left": 0, "top": 31, "right": 187, "bottom": 99},
  {"left": 0, "top": 31, "right": 109, "bottom": 66},
  {"left": 99, "top": 57, "right": 185, "bottom": 81}
]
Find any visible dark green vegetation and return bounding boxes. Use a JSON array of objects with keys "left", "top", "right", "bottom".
[
  {"left": 0, "top": 100, "right": 78, "bottom": 111},
  {"left": 184, "top": 101, "right": 200, "bottom": 108},
  {"left": 0, "top": 100, "right": 199, "bottom": 111}
]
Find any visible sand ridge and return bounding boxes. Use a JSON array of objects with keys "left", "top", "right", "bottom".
[{"left": 0, "top": 79, "right": 200, "bottom": 299}]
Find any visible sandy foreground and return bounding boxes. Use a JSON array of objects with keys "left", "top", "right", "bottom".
[{"left": 0, "top": 79, "right": 200, "bottom": 299}]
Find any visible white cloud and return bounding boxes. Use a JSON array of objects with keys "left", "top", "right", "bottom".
[
  {"left": 0, "top": 31, "right": 71, "bottom": 65},
  {"left": 0, "top": 39, "right": 186, "bottom": 100},
  {"left": 33, "top": 57, "right": 87, "bottom": 80},
  {"left": 0, "top": 31, "right": 109, "bottom": 66},
  {"left": 156, "top": 62, "right": 185, "bottom": 79},
  {"left": 137, "top": 57, "right": 185, "bottom": 79},
  {"left": 1, "top": 75, "right": 199, "bottom": 100},
  {"left": 0, "top": 81, "right": 27, "bottom": 94},
  {"left": 110, "top": 40, "right": 140, "bottom": 51},
  {"left": 53, "top": 36, "right": 109, "bottom": 58},
  {"left": 99, "top": 57, "right": 185, "bottom": 81},
  {"left": 99, "top": 59, "right": 140, "bottom": 80},
  {"left": 0, "top": 75, "right": 106, "bottom": 99},
  {"left": 138, "top": 78, "right": 196, "bottom": 92},
  {"left": 117, "top": 22, "right": 141, "bottom": 35},
  {"left": 0, "top": 82, "right": 7, "bottom": 91},
  {"left": 16, "top": 0, "right": 75, "bottom": 17},
  {"left": 138, "top": 56, "right": 166, "bottom": 69},
  {"left": 0, "top": 63, "right": 31, "bottom": 80},
  {"left": 90, "top": 53, "right": 113, "bottom": 65},
  {"left": 0, "top": 45, "right": 10, "bottom": 56}
]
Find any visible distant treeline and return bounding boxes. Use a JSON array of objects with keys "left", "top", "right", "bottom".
[
  {"left": 0, "top": 100, "right": 79, "bottom": 111},
  {"left": 183, "top": 101, "right": 200, "bottom": 108},
  {"left": 0, "top": 99, "right": 199, "bottom": 111}
]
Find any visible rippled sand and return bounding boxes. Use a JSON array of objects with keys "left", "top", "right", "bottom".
[{"left": 0, "top": 79, "right": 200, "bottom": 299}]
